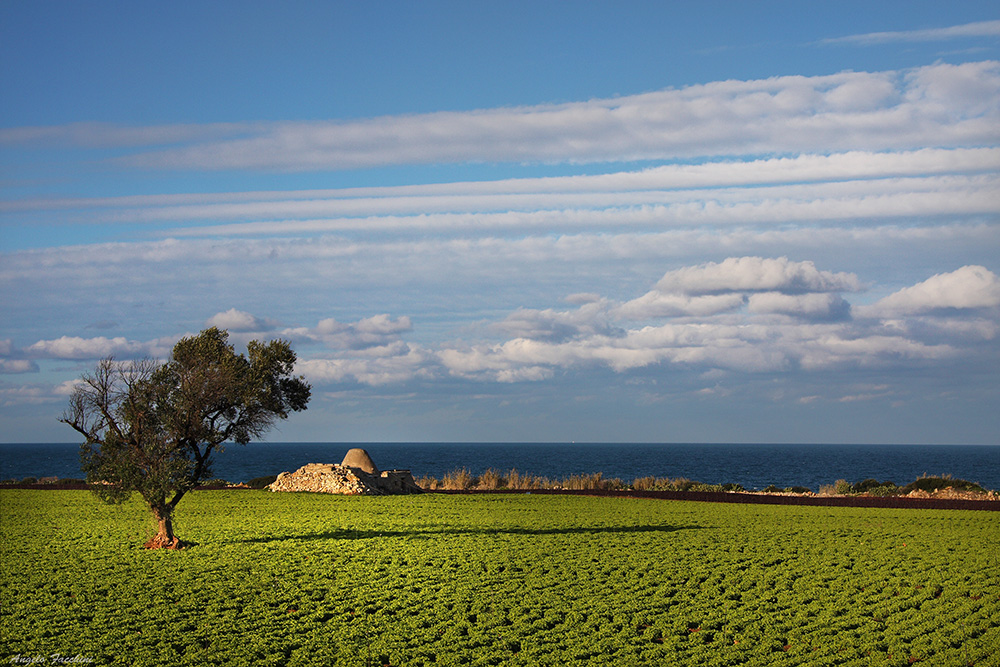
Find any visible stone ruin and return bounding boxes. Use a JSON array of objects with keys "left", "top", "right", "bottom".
[{"left": 268, "top": 448, "right": 422, "bottom": 495}]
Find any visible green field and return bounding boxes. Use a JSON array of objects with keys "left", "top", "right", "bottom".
[{"left": 1, "top": 490, "right": 998, "bottom": 666}]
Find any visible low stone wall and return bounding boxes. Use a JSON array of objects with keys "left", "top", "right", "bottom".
[{"left": 268, "top": 463, "right": 422, "bottom": 495}]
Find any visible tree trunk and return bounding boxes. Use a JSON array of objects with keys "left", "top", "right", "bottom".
[{"left": 144, "top": 507, "right": 183, "bottom": 549}]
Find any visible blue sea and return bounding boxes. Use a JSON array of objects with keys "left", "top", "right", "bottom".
[{"left": 1, "top": 442, "right": 999, "bottom": 492}]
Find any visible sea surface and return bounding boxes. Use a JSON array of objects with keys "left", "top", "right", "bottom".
[{"left": 2, "top": 442, "right": 999, "bottom": 492}]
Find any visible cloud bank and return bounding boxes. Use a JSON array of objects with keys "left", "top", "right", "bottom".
[
  {"left": 6, "top": 261, "right": 995, "bottom": 397},
  {"left": 862, "top": 265, "right": 1000, "bottom": 316},
  {"left": 3, "top": 62, "right": 997, "bottom": 173}
]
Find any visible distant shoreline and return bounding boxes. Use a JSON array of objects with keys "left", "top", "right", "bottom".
[{"left": 5, "top": 442, "right": 999, "bottom": 495}]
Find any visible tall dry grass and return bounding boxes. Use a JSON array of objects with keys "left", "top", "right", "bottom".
[
  {"left": 559, "top": 472, "right": 625, "bottom": 490},
  {"left": 415, "top": 475, "right": 440, "bottom": 490},
  {"left": 505, "top": 468, "right": 551, "bottom": 490},
  {"left": 477, "top": 468, "right": 503, "bottom": 490},
  {"left": 417, "top": 468, "right": 626, "bottom": 491}
]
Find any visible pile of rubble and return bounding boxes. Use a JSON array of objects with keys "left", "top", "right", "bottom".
[{"left": 268, "top": 448, "right": 421, "bottom": 495}]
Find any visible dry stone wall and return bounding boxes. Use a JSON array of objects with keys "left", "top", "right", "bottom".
[{"left": 269, "top": 462, "right": 422, "bottom": 495}]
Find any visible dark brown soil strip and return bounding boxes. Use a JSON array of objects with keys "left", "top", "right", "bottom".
[{"left": 433, "top": 488, "right": 1000, "bottom": 511}]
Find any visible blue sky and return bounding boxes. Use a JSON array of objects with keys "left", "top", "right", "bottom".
[{"left": 2, "top": 1, "right": 998, "bottom": 444}]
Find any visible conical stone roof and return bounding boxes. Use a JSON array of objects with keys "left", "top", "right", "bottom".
[{"left": 341, "top": 448, "right": 379, "bottom": 474}]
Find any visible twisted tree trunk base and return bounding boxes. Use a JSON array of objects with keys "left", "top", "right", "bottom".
[
  {"left": 145, "top": 514, "right": 184, "bottom": 549},
  {"left": 144, "top": 534, "right": 185, "bottom": 549}
]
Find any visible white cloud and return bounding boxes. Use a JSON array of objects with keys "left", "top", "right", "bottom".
[
  {"left": 796, "top": 335, "right": 957, "bottom": 370},
  {"left": 909, "top": 317, "right": 999, "bottom": 342},
  {"left": 25, "top": 336, "right": 149, "bottom": 360},
  {"left": 822, "top": 20, "right": 1000, "bottom": 45},
  {"left": 436, "top": 323, "right": 792, "bottom": 379},
  {"left": 494, "top": 302, "right": 619, "bottom": 342},
  {"left": 0, "top": 359, "right": 38, "bottom": 374},
  {"left": 16, "top": 333, "right": 182, "bottom": 363},
  {"left": 285, "top": 314, "right": 413, "bottom": 350},
  {"left": 434, "top": 313, "right": 967, "bottom": 382},
  {"left": 206, "top": 308, "right": 275, "bottom": 332},
  {"left": 0, "top": 384, "right": 59, "bottom": 407},
  {"left": 427, "top": 261, "right": 998, "bottom": 383},
  {"left": 7, "top": 148, "right": 997, "bottom": 222},
  {"left": 8, "top": 62, "right": 988, "bottom": 172},
  {"left": 862, "top": 265, "right": 1000, "bottom": 317},
  {"left": 8, "top": 261, "right": 997, "bottom": 397},
  {"left": 652, "top": 257, "right": 863, "bottom": 295},
  {"left": 296, "top": 345, "right": 432, "bottom": 386},
  {"left": 3, "top": 223, "right": 995, "bottom": 339},
  {"left": 565, "top": 293, "right": 603, "bottom": 305},
  {"left": 495, "top": 366, "right": 555, "bottom": 383},
  {"left": 0, "top": 378, "right": 88, "bottom": 408},
  {"left": 747, "top": 292, "right": 852, "bottom": 321},
  {"left": 614, "top": 292, "right": 746, "bottom": 320},
  {"left": 155, "top": 176, "right": 1000, "bottom": 237},
  {"left": 54, "top": 379, "right": 85, "bottom": 396},
  {"left": 353, "top": 314, "right": 413, "bottom": 335},
  {"left": 905, "top": 60, "right": 1000, "bottom": 118}
]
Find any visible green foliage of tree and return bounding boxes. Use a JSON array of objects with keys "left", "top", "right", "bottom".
[{"left": 60, "top": 328, "right": 310, "bottom": 548}]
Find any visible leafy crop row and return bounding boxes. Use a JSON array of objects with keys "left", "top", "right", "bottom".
[{"left": 2, "top": 490, "right": 998, "bottom": 665}]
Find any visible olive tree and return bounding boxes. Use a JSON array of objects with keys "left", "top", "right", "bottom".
[{"left": 60, "top": 328, "right": 311, "bottom": 548}]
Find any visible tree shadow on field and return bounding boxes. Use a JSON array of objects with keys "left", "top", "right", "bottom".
[{"left": 234, "top": 523, "right": 705, "bottom": 545}]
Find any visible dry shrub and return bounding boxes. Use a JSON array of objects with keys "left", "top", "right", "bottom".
[
  {"left": 533, "top": 475, "right": 555, "bottom": 490},
  {"left": 636, "top": 477, "right": 669, "bottom": 491},
  {"left": 562, "top": 472, "right": 614, "bottom": 490},
  {"left": 671, "top": 477, "right": 697, "bottom": 492},
  {"left": 633, "top": 476, "right": 657, "bottom": 491},
  {"left": 416, "top": 475, "right": 440, "bottom": 490},
  {"left": 442, "top": 467, "right": 474, "bottom": 490},
  {"left": 477, "top": 468, "right": 504, "bottom": 490},
  {"left": 506, "top": 468, "right": 551, "bottom": 490}
]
